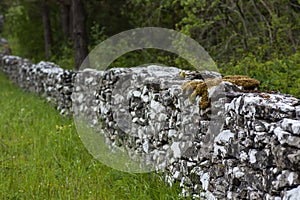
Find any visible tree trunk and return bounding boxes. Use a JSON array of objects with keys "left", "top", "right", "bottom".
[
  {"left": 72, "top": 0, "right": 88, "bottom": 70},
  {"left": 59, "top": 0, "right": 71, "bottom": 40},
  {"left": 61, "top": 4, "right": 70, "bottom": 39},
  {"left": 42, "top": 0, "right": 53, "bottom": 60}
]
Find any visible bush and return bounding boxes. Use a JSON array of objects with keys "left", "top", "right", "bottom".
[{"left": 221, "top": 52, "right": 300, "bottom": 98}]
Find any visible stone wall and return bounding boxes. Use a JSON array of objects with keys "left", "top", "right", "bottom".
[
  {"left": 0, "top": 55, "right": 75, "bottom": 115},
  {"left": 1, "top": 54, "right": 300, "bottom": 199}
]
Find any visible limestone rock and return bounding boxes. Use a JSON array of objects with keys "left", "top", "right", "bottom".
[{"left": 1, "top": 54, "right": 300, "bottom": 199}]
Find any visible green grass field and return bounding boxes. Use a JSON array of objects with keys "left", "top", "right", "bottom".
[{"left": 0, "top": 72, "right": 182, "bottom": 200}]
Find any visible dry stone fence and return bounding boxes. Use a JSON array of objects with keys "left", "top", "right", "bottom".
[{"left": 1, "top": 54, "right": 300, "bottom": 199}]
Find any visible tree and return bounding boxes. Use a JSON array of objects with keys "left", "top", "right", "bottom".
[
  {"left": 57, "top": 0, "right": 71, "bottom": 41},
  {"left": 41, "top": 0, "right": 53, "bottom": 60},
  {"left": 71, "top": 0, "right": 88, "bottom": 70}
]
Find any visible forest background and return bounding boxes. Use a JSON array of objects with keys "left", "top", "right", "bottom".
[{"left": 0, "top": 0, "right": 299, "bottom": 97}]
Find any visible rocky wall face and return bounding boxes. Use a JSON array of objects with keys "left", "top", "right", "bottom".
[
  {"left": 1, "top": 54, "right": 300, "bottom": 199},
  {"left": 0, "top": 55, "right": 75, "bottom": 115}
]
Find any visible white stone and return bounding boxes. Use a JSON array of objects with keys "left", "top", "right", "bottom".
[
  {"left": 272, "top": 167, "right": 279, "bottom": 174},
  {"left": 132, "top": 117, "right": 138, "bottom": 123},
  {"left": 227, "top": 192, "right": 233, "bottom": 199},
  {"left": 232, "top": 167, "right": 245, "bottom": 178},
  {"left": 240, "top": 151, "right": 248, "bottom": 162},
  {"left": 265, "top": 194, "right": 282, "bottom": 200},
  {"left": 292, "top": 123, "right": 300, "bottom": 135},
  {"left": 200, "top": 160, "right": 209, "bottom": 166},
  {"left": 200, "top": 172, "right": 210, "bottom": 190},
  {"left": 286, "top": 135, "right": 300, "bottom": 148},
  {"left": 243, "top": 95, "right": 261, "bottom": 114},
  {"left": 85, "top": 77, "right": 94, "bottom": 85},
  {"left": 288, "top": 172, "right": 296, "bottom": 185},
  {"left": 168, "top": 129, "right": 177, "bottom": 138},
  {"left": 265, "top": 194, "right": 271, "bottom": 200},
  {"left": 254, "top": 124, "right": 265, "bottom": 132},
  {"left": 158, "top": 113, "right": 168, "bottom": 121},
  {"left": 214, "top": 144, "right": 226, "bottom": 156},
  {"left": 148, "top": 110, "right": 156, "bottom": 120},
  {"left": 171, "top": 142, "right": 181, "bottom": 158},
  {"left": 130, "top": 111, "right": 136, "bottom": 117},
  {"left": 283, "top": 185, "right": 300, "bottom": 200},
  {"left": 169, "top": 157, "right": 176, "bottom": 165},
  {"left": 146, "top": 65, "right": 181, "bottom": 78},
  {"left": 225, "top": 116, "right": 231, "bottom": 125},
  {"left": 274, "top": 127, "right": 290, "bottom": 142},
  {"left": 179, "top": 177, "right": 185, "bottom": 187},
  {"left": 296, "top": 106, "right": 300, "bottom": 119},
  {"left": 138, "top": 129, "right": 144, "bottom": 139},
  {"left": 274, "top": 102, "right": 295, "bottom": 113},
  {"left": 249, "top": 149, "right": 257, "bottom": 164},
  {"left": 150, "top": 100, "right": 165, "bottom": 113},
  {"left": 214, "top": 130, "right": 234, "bottom": 144},
  {"left": 205, "top": 191, "right": 217, "bottom": 200},
  {"left": 142, "top": 140, "right": 149, "bottom": 153},
  {"left": 132, "top": 90, "right": 141, "bottom": 97},
  {"left": 165, "top": 175, "right": 173, "bottom": 186},
  {"left": 187, "top": 161, "right": 196, "bottom": 167},
  {"left": 141, "top": 94, "right": 149, "bottom": 102},
  {"left": 274, "top": 127, "right": 300, "bottom": 148},
  {"left": 112, "top": 93, "right": 124, "bottom": 104},
  {"left": 142, "top": 86, "right": 148, "bottom": 95},
  {"left": 173, "top": 171, "right": 180, "bottom": 179},
  {"left": 281, "top": 118, "right": 300, "bottom": 135},
  {"left": 77, "top": 93, "right": 84, "bottom": 103},
  {"left": 162, "top": 144, "right": 169, "bottom": 150}
]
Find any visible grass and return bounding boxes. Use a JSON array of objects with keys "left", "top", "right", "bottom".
[{"left": 0, "top": 72, "right": 183, "bottom": 200}]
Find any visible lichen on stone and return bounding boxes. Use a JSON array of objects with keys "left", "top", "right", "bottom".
[
  {"left": 222, "top": 75, "right": 260, "bottom": 90},
  {"left": 181, "top": 78, "right": 222, "bottom": 109},
  {"left": 181, "top": 71, "right": 260, "bottom": 110}
]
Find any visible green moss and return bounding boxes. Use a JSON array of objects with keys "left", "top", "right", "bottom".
[
  {"left": 181, "top": 74, "right": 260, "bottom": 110},
  {"left": 223, "top": 75, "right": 260, "bottom": 90}
]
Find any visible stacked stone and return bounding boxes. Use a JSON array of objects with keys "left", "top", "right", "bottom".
[
  {"left": 72, "top": 66, "right": 197, "bottom": 170},
  {"left": 0, "top": 55, "right": 75, "bottom": 115},
  {"left": 0, "top": 55, "right": 25, "bottom": 83},
  {"left": 1, "top": 53, "right": 300, "bottom": 199},
  {"left": 221, "top": 93, "right": 300, "bottom": 199},
  {"left": 72, "top": 68, "right": 106, "bottom": 127},
  {"left": 171, "top": 92, "right": 300, "bottom": 199}
]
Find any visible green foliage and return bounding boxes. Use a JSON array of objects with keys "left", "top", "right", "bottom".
[
  {"left": 222, "top": 52, "right": 300, "bottom": 98},
  {"left": 3, "top": 2, "right": 45, "bottom": 62},
  {"left": 176, "top": 0, "right": 300, "bottom": 63},
  {"left": 89, "top": 21, "right": 108, "bottom": 48},
  {"left": 123, "top": 0, "right": 300, "bottom": 97},
  {"left": 122, "top": 0, "right": 184, "bottom": 28},
  {"left": 85, "top": 0, "right": 132, "bottom": 36},
  {"left": 0, "top": 72, "right": 182, "bottom": 199},
  {"left": 50, "top": 41, "right": 75, "bottom": 70},
  {"left": 0, "top": 0, "right": 13, "bottom": 15},
  {"left": 109, "top": 49, "right": 191, "bottom": 70},
  {"left": 1, "top": 0, "right": 300, "bottom": 96}
]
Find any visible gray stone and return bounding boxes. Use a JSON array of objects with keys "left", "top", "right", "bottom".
[
  {"left": 296, "top": 106, "right": 300, "bottom": 119},
  {"left": 1, "top": 54, "right": 300, "bottom": 200},
  {"left": 281, "top": 118, "right": 300, "bottom": 135},
  {"left": 282, "top": 185, "right": 300, "bottom": 200},
  {"left": 273, "top": 170, "right": 300, "bottom": 190}
]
